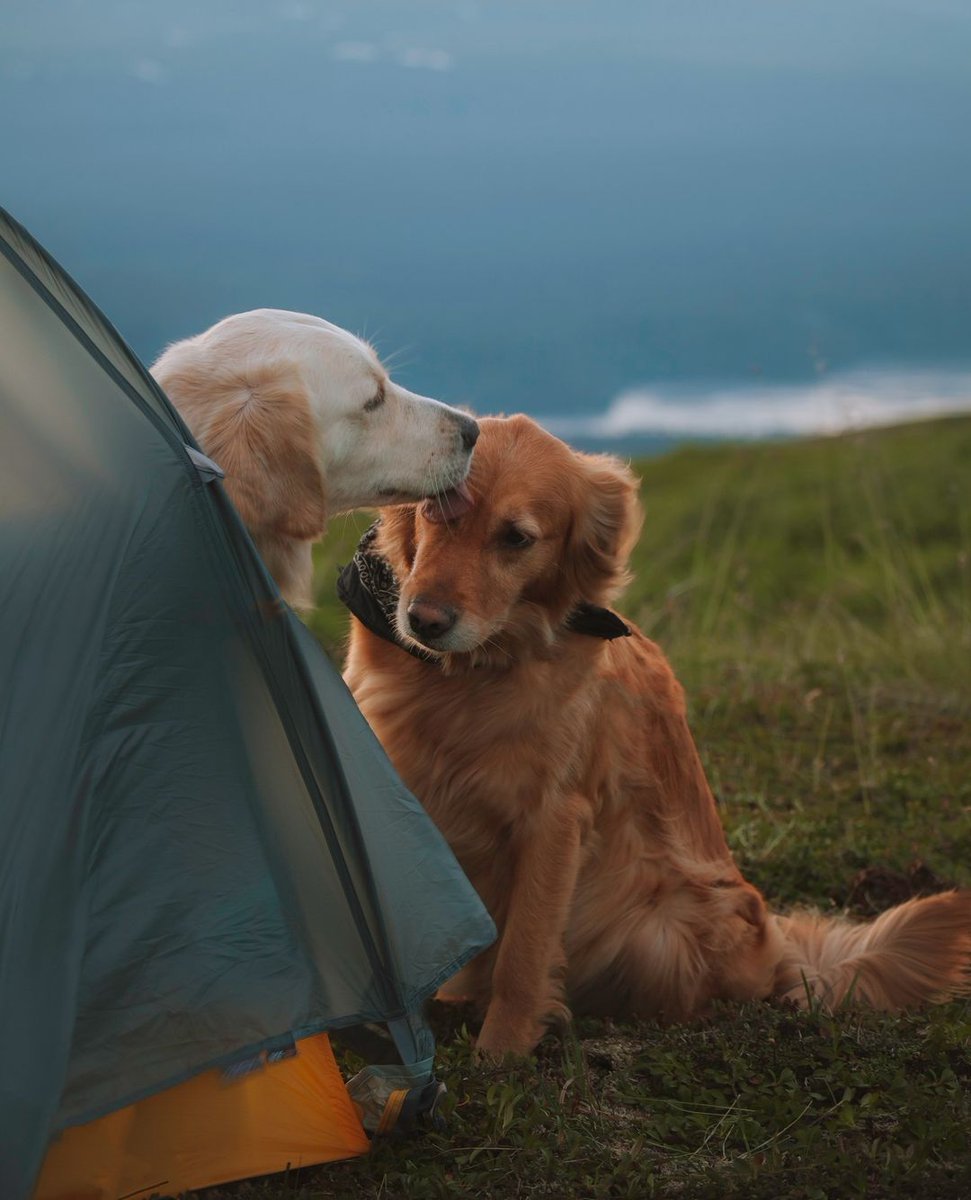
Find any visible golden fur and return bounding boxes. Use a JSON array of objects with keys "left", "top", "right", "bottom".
[{"left": 344, "top": 414, "right": 971, "bottom": 1056}]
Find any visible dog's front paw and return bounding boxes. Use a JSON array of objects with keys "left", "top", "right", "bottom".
[{"left": 475, "top": 1004, "right": 545, "bottom": 1060}]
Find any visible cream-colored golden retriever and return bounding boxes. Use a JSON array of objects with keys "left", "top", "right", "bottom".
[
  {"left": 152, "top": 309, "right": 478, "bottom": 607},
  {"left": 343, "top": 414, "right": 971, "bottom": 1057}
]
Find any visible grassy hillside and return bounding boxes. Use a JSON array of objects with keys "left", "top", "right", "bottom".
[{"left": 205, "top": 416, "right": 971, "bottom": 1200}]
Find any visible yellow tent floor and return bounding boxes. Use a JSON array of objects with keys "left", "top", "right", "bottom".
[{"left": 35, "top": 1033, "right": 369, "bottom": 1200}]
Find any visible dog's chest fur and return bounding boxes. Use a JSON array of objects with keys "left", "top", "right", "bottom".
[
  {"left": 345, "top": 629, "right": 610, "bottom": 893},
  {"left": 345, "top": 623, "right": 708, "bottom": 897},
  {"left": 347, "top": 631, "right": 599, "bottom": 808}
]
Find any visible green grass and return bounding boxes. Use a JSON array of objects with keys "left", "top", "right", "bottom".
[{"left": 199, "top": 416, "right": 971, "bottom": 1200}]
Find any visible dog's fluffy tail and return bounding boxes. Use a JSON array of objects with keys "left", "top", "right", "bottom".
[{"left": 773, "top": 890, "right": 971, "bottom": 1011}]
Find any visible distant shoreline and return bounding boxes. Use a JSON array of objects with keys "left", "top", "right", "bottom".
[{"left": 545, "top": 365, "right": 971, "bottom": 454}]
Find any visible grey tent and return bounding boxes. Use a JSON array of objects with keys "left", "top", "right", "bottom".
[{"left": 0, "top": 207, "right": 495, "bottom": 1199}]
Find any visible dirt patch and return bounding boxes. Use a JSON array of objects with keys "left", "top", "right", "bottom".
[{"left": 845, "top": 860, "right": 957, "bottom": 916}]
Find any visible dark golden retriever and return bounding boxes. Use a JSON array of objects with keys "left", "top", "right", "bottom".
[{"left": 343, "top": 414, "right": 971, "bottom": 1057}]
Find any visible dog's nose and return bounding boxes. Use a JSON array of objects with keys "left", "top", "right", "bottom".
[
  {"left": 408, "top": 599, "right": 457, "bottom": 641},
  {"left": 458, "top": 416, "right": 479, "bottom": 452}
]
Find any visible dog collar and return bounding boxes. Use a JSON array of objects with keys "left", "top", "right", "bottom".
[{"left": 336, "top": 521, "right": 630, "bottom": 664}]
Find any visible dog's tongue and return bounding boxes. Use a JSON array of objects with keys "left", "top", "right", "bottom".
[{"left": 422, "top": 480, "right": 475, "bottom": 524}]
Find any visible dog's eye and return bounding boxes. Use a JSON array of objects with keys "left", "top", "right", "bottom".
[
  {"left": 501, "top": 526, "right": 535, "bottom": 550},
  {"left": 363, "top": 383, "right": 386, "bottom": 413}
]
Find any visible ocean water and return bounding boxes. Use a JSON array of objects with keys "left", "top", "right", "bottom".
[{"left": 3, "top": 0, "right": 971, "bottom": 447}]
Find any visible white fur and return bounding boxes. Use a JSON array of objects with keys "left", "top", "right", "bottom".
[{"left": 151, "top": 309, "right": 477, "bottom": 605}]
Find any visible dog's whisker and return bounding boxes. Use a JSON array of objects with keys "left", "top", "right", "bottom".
[
  {"left": 382, "top": 344, "right": 416, "bottom": 373},
  {"left": 357, "top": 319, "right": 383, "bottom": 351}
]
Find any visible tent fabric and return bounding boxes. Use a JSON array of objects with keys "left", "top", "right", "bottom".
[
  {"left": 0, "top": 207, "right": 496, "bottom": 1200},
  {"left": 34, "top": 1032, "right": 369, "bottom": 1200}
]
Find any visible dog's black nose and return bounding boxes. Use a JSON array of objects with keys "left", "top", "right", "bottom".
[
  {"left": 459, "top": 416, "right": 479, "bottom": 452},
  {"left": 408, "top": 599, "right": 457, "bottom": 641}
]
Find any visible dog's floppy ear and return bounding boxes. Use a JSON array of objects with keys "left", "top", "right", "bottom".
[
  {"left": 376, "top": 504, "right": 418, "bottom": 575},
  {"left": 159, "top": 360, "right": 328, "bottom": 540},
  {"left": 563, "top": 452, "right": 643, "bottom": 606}
]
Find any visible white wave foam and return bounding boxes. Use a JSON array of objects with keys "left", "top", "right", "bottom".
[{"left": 546, "top": 368, "right": 971, "bottom": 441}]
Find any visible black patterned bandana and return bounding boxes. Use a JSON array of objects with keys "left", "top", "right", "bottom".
[{"left": 337, "top": 521, "right": 630, "bottom": 664}]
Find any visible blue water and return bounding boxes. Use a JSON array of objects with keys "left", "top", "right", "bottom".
[{"left": 3, "top": 0, "right": 971, "bottom": 441}]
